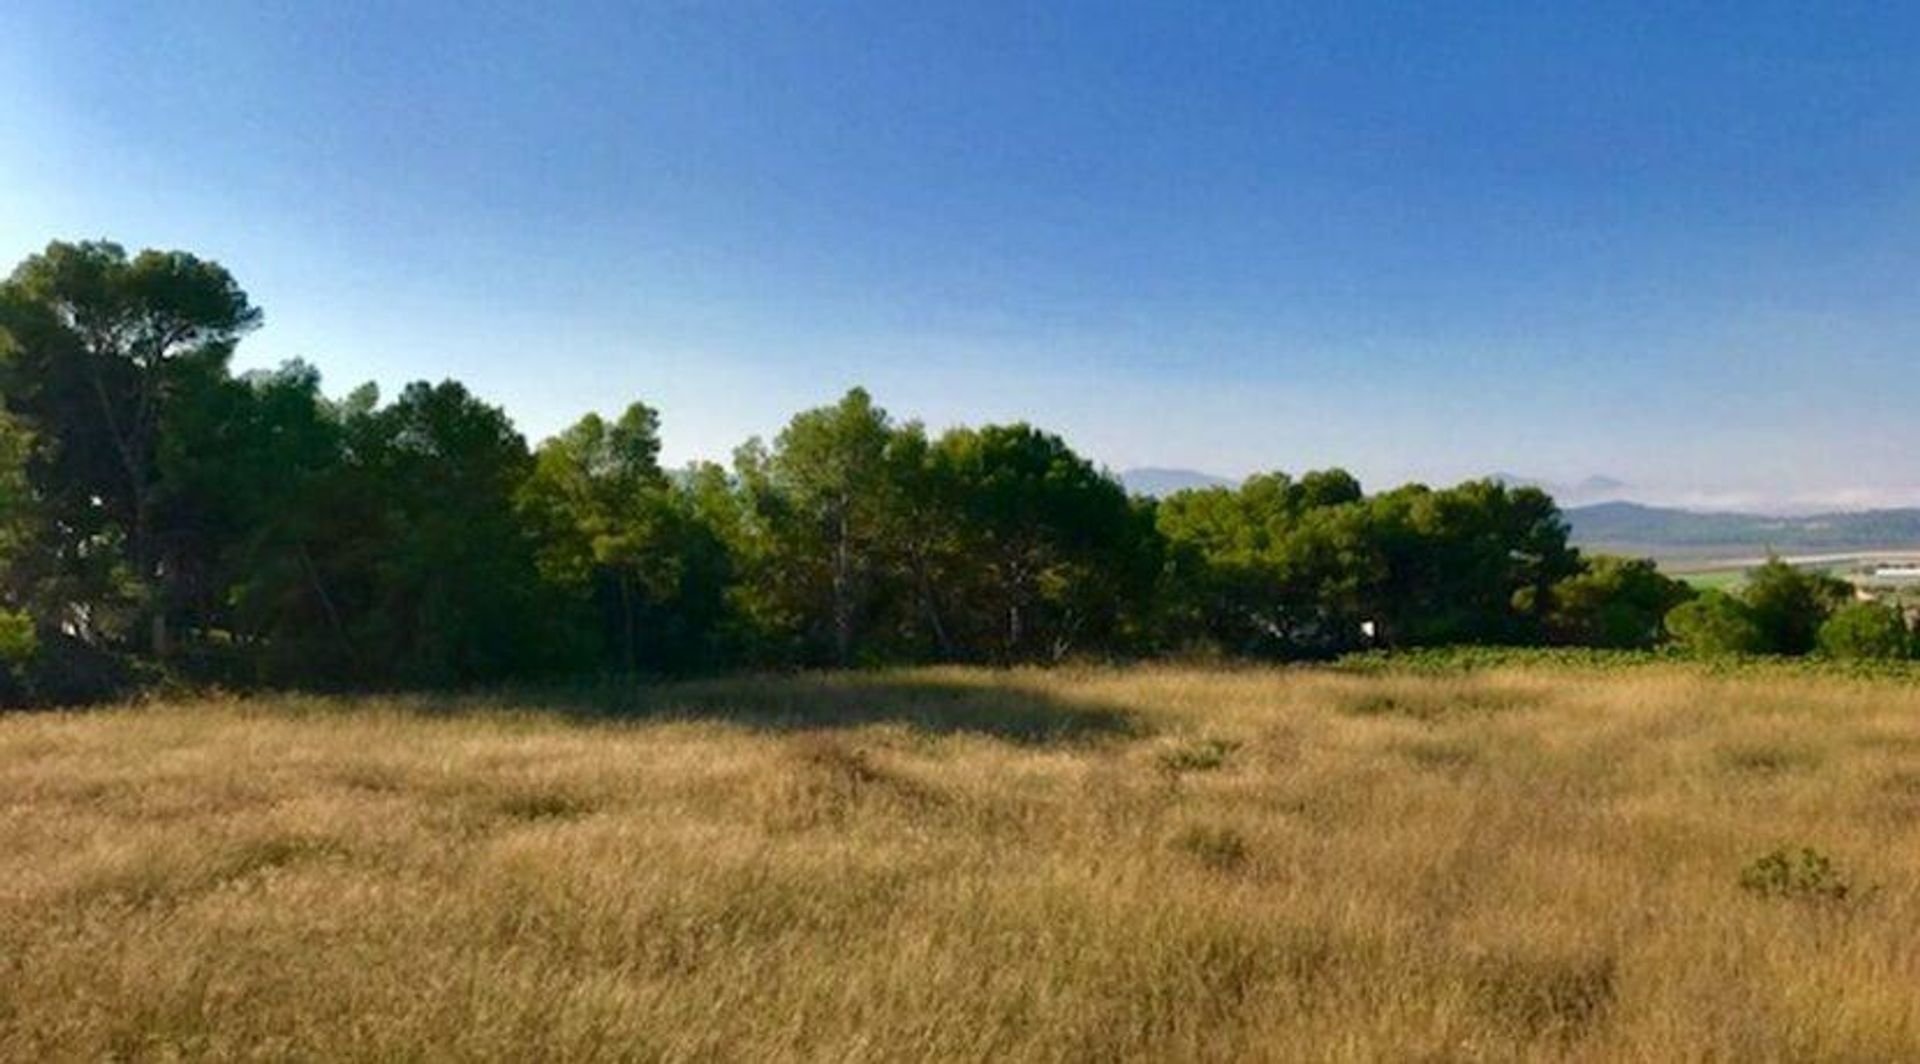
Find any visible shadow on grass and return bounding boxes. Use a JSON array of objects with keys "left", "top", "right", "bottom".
[{"left": 475, "top": 671, "right": 1147, "bottom": 747}]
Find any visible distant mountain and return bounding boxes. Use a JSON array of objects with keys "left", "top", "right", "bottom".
[
  {"left": 1570, "top": 474, "right": 1628, "bottom": 496},
  {"left": 1120, "top": 468, "right": 1233, "bottom": 497},
  {"left": 1565, "top": 501, "right": 1920, "bottom": 561}
]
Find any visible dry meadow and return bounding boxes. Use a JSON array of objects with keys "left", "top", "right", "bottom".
[{"left": 3, "top": 665, "right": 1918, "bottom": 1060}]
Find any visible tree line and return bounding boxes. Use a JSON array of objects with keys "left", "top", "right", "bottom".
[{"left": 0, "top": 242, "right": 1910, "bottom": 702}]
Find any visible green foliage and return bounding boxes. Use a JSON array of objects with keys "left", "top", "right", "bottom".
[
  {"left": 220, "top": 377, "right": 579, "bottom": 687},
  {"left": 1530, "top": 555, "right": 1693, "bottom": 649},
  {"left": 1155, "top": 470, "right": 1368, "bottom": 656},
  {"left": 1740, "top": 558, "right": 1852, "bottom": 655},
  {"left": 737, "top": 388, "right": 899, "bottom": 665},
  {"left": 2, "top": 238, "right": 1894, "bottom": 700},
  {"left": 0, "top": 608, "right": 34, "bottom": 665},
  {"left": 1157, "top": 475, "right": 1579, "bottom": 656},
  {"left": 0, "top": 403, "right": 38, "bottom": 670},
  {"left": 1653, "top": 557, "right": 1858, "bottom": 661},
  {"left": 1816, "top": 601, "right": 1911, "bottom": 661},
  {"left": 517, "top": 403, "right": 728, "bottom": 672},
  {"left": 1738, "top": 847, "right": 1855, "bottom": 903},
  {"left": 341, "top": 381, "right": 575, "bottom": 684},
  {"left": 723, "top": 396, "right": 1153, "bottom": 666},
  {"left": 1664, "top": 591, "right": 1764, "bottom": 656},
  {"left": 1337, "top": 644, "right": 1920, "bottom": 681},
  {"left": 928, "top": 422, "right": 1146, "bottom": 661},
  {"left": 0, "top": 241, "right": 261, "bottom": 656}
]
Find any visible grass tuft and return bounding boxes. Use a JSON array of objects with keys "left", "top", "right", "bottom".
[
  {"left": 1156, "top": 736, "right": 1241, "bottom": 773},
  {"left": 1172, "top": 823, "right": 1252, "bottom": 871}
]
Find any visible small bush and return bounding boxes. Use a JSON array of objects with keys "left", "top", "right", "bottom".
[
  {"left": 1738, "top": 847, "right": 1855, "bottom": 903},
  {"left": 0, "top": 609, "right": 34, "bottom": 666}
]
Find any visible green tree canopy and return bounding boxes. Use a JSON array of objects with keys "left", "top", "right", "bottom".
[
  {"left": 518, "top": 403, "right": 713, "bottom": 672},
  {"left": 1665, "top": 590, "right": 1764, "bottom": 656},
  {"left": 1526, "top": 555, "right": 1694, "bottom": 649},
  {"left": 930, "top": 422, "right": 1142, "bottom": 661},
  {"left": 0, "top": 241, "right": 260, "bottom": 655},
  {"left": 1740, "top": 557, "right": 1852, "bottom": 655},
  {"left": 1817, "top": 600, "right": 1911, "bottom": 660},
  {"left": 739, "top": 388, "right": 898, "bottom": 665}
]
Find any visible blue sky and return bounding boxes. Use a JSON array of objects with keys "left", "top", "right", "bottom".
[{"left": 4, "top": 2, "right": 1919, "bottom": 508}]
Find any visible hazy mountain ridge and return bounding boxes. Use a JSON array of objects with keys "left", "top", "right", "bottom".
[
  {"left": 1488, "top": 472, "right": 1631, "bottom": 506},
  {"left": 1119, "top": 468, "right": 1234, "bottom": 496},
  {"left": 1564, "top": 500, "right": 1920, "bottom": 558}
]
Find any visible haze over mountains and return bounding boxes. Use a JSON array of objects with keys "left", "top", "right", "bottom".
[
  {"left": 1116, "top": 468, "right": 1234, "bottom": 497},
  {"left": 1486, "top": 473, "right": 1631, "bottom": 508},
  {"left": 1562, "top": 502, "right": 1920, "bottom": 562}
]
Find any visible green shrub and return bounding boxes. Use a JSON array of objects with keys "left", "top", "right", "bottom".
[
  {"left": 1742, "top": 558, "right": 1853, "bottom": 655},
  {"left": 1664, "top": 591, "right": 1764, "bottom": 656},
  {"left": 1738, "top": 847, "right": 1855, "bottom": 903},
  {"left": 1333, "top": 644, "right": 1920, "bottom": 681},
  {"left": 1536, "top": 555, "right": 1692, "bottom": 649},
  {"left": 0, "top": 609, "right": 34, "bottom": 666},
  {"left": 1817, "top": 601, "right": 1912, "bottom": 661}
]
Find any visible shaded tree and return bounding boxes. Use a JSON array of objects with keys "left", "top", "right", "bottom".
[
  {"left": 930, "top": 423, "right": 1143, "bottom": 661},
  {"left": 1817, "top": 600, "right": 1911, "bottom": 660},
  {"left": 1525, "top": 555, "right": 1693, "bottom": 649},
  {"left": 242, "top": 380, "right": 580, "bottom": 687},
  {"left": 1665, "top": 590, "right": 1764, "bottom": 655},
  {"left": 739, "top": 388, "right": 898, "bottom": 665},
  {"left": 1155, "top": 471, "right": 1370, "bottom": 656},
  {"left": 0, "top": 402, "right": 37, "bottom": 686},
  {"left": 519, "top": 403, "right": 730, "bottom": 672},
  {"left": 1741, "top": 557, "right": 1852, "bottom": 655},
  {"left": 0, "top": 241, "right": 260, "bottom": 656}
]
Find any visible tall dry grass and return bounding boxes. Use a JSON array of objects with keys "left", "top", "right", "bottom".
[{"left": 2, "top": 665, "right": 1918, "bottom": 1059}]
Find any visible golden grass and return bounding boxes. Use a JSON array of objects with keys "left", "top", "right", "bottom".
[{"left": 2, "top": 665, "right": 1919, "bottom": 1060}]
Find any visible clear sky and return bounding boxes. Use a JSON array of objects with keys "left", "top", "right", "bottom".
[{"left": 4, "top": 2, "right": 1918, "bottom": 509}]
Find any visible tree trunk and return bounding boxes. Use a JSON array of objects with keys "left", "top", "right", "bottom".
[
  {"left": 300, "top": 543, "right": 357, "bottom": 670},
  {"left": 831, "top": 502, "right": 853, "bottom": 665},
  {"left": 916, "top": 563, "right": 954, "bottom": 659},
  {"left": 150, "top": 612, "right": 170, "bottom": 660},
  {"left": 619, "top": 574, "right": 637, "bottom": 674},
  {"left": 82, "top": 347, "right": 165, "bottom": 656}
]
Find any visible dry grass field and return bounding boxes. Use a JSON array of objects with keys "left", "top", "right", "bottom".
[{"left": 3, "top": 665, "right": 1919, "bottom": 1060}]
